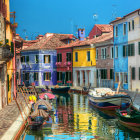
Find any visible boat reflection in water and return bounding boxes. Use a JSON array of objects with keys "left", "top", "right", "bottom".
[{"left": 21, "top": 93, "right": 140, "bottom": 140}]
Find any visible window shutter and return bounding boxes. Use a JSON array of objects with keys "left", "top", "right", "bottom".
[
  {"left": 21, "top": 56, "right": 23, "bottom": 62},
  {"left": 66, "top": 72, "right": 68, "bottom": 81},
  {"left": 57, "top": 72, "right": 59, "bottom": 81},
  {"left": 128, "top": 45, "right": 130, "bottom": 56},
  {"left": 49, "top": 72, "right": 51, "bottom": 80},
  {"left": 69, "top": 72, "right": 71, "bottom": 81},
  {"left": 11, "top": 42, "right": 14, "bottom": 55},
  {"left": 26, "top": 56, "right": 29, "bottom": 63},
  {"left": 139, "top": 42, "right": 140, "bottom": 55},
  {"left": 34, "top": 73, "right": 36, "bottom": 81},
  {"left": 44, "top": 56, "right": 45, "bottom": 63},
  {"left": 96, "top": 70, "right": 98, "bottom": 79},
  {"left": 123, "top": 45, "right": 125, "bottom": 57},
  {"left": 49, "top": 55, "right": 51, "bottom": 63},
  {"left": 43, "top": 73, "right": 46, "bottom": 80},
  {"left": 131, "top": 44, "right": 135, "bottom": 56},
  {"left": 60, "top": 54, "right": 62, "bottom": 62},
  {"left": 132, "top": 67, "right": 135, "bottom": 80}
]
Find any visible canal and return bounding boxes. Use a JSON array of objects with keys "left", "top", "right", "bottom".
[{"left": 21, "top": 93, "right": 140, "bottom": 140}]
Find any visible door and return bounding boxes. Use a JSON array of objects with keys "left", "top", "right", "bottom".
[{"left": 77, "top": 71, "right": 80, "bottom": 86}]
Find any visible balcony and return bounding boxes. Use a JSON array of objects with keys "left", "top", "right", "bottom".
[{"left": 0, "top": 45, "right": 13, "bottom": 61}]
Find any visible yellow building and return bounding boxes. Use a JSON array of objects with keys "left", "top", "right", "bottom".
[
  {"left": 72, "top": 38, "right": 96, "bottom": 87},
  {"left": 5, "top": 0, "right": 14, "bottom": 103}
]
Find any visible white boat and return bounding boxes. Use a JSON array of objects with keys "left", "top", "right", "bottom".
[{"left": 88, "top": 88, "right": 131, "bottom": 110}]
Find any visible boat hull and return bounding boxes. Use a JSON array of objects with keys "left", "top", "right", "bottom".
[{"left": 51, "top": 87, "right": 70, "bottom": 94}]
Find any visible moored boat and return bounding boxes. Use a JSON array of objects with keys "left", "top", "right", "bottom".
[
  {"left": 88, "top": 88, "right": 131, "bottom": 110},
  {"left": 51, "top": 86, "right": 70, "bottom": 94},
  {"left": 116, "top": 107, "right": 140, "bottom": 127}
]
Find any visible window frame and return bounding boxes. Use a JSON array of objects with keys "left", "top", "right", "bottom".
[
  {"left": 44, "top": 55, "right": 51, "bottom": 64},
  {"left": 110, "top": 47, "right": 114, "bottom": 59},
  {"left": 57, "top": 53, "right": 62, "bottom": 62},
  {"left": 25, "top": 72, "right": 29, "bottom": 81},
  {"left": 87, "top": 51, "right": 90, "bottom": 61},
  {"left": 132, "top": 20, "right": 135, "bottom": 30},
  {"left": 44, "top": 72, "right": 51, "bottom": 81},
  {"left": 57, "top": 72, "right": 62, "bottom": 81},
  {"left": 66, "top": 52, "right": 71, "bottom": 62},
  {"left": 75, "top": 52, "right": 78, "bottom": 62},
  {"left": 123, "top": 23, "right": 126, "bottom": 35},
  {"left": 66, "top": 71, "right": 72, "bottom": 81},
  {"left": 35, "top": 55, "right": 39, "bottom": 63},
  {"left": 132, "top": 67, "right": 135, "bottom": 80},
  {"left": 115, "top": 25, "right": 118, "bottom": 37},
  {"left": 34, "top": 72, "right": 38, "bottom": 81}
]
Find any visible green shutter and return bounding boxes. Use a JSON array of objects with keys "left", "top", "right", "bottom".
[
  {"left": 7, "top": 74, "right": 9, "bottom": 91},
  {"left": 132, "top": 67, "right": 135, "bottom": 80},
  {"left": 128, "top": 45, "right": 130, "bottom": 56},
  {"left": 44, "top": 56, "right": 45, "bottom": 63},
  {"left": 69, "top": 72, "right": 71, "bottom": 81},
  {"left": 44, "top": 73, "right": 46, "bottom": 80},
  {"left": 11, "top": 42, "right": 14, "bottom": 55},
  {"left": 60, "top": 54, "right": 62, "bottom": 62},
  {"left": 21, "top": 56, "right": 23, "bottom": 62},
  {"left": 123, "top": 45, "right": 125, "bottom": 57},
  {"left": 139, "top": 42, "right": 140, "bottom": 55},
  {"left": 49, "top": 72, "right": 51, "bottom": 80},
  {"left": 34, "top": 73, "right": 36, "bottom": 81},
  {"left": 57, "top": 54, "right": 59, "bottom": 62},
  {"left": 96, "top": 70, "right": 98, "bottom": 79},
  {"left": 49, "top": 55, "right": 51, "bottom": 63},
  {"left": 26, "top": 56, "right": 29, "bottom": 63}
]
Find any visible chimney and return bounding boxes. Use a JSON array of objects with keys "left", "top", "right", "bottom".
[
  {"left": 25, "top": 36, "right": 28, "bottom": 41},
  {"left": 36, "top": 35, "right": 43, "bottom": 40},
  {"left": 78, "top": 28, "right": 85, "bottom": 41}
]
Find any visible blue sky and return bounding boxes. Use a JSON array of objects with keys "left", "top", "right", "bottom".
[{"left": 10, "top": 0, "right": 140, "bottom": 40}]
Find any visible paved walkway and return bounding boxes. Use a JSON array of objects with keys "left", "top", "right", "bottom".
[{"left": 0, "top": 94, "right": 29, "bottom": 139}]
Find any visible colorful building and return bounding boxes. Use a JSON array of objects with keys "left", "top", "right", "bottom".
[
  {"left": 73, "top": 29, "right": 96, "bottom": 87},
  {"left": 110, "top": 17, "right": 128, "bottom": 90},
  {"left": 89, "top": 24, "right": 113, "bottom": 39},
  {"left": 95, "top": 32, "right": 114, "bottom": 88},
  {"left": 56, "top": 46, "right": 73, "bottom": 86},
  {"left": 20, "top": 33, "right": 74, "bottom": 86}
]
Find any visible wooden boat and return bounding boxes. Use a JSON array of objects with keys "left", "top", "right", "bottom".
[
  {"left": 116, "top": 107, "right": 140, "bottom": 127},
  {"left": 88, "top": 88, "right": 131, "bottom": 110},
  {"left": 51, "top": 86, "right": 70, "bottom": 94}
]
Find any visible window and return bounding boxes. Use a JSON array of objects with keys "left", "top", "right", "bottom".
[
  {"left": 128, "top": 44, "right": 135, "bottom": 56},
  {"left": 123, "top": 45, "right": 127, "bottom": 57},
  {"left": 66, "top": 72, "right": 71, "bottom": 81},
  {"left": 34, "top": 72, "right": 38, "bottom": 81},
  {"left": 115, "top": 26, "right": 118, "bottom": 37},
  {"left": 123, "top": 23, "right": 126, "bottom": 35},
  {"left": 21, "top": 56, "right": 25, "bottom": 63},
  {"left": 25, "top": 73, "right": 29, "bottom": 81},
  {"left": 22, "top": 71, "right": 25, "bottom": 81},
  {"left": 110, "top": 69, "right": 114, "bottom": 79},
  {"left": 16, "top": 72, "right": 19, "bottom": 79},
  {"left": 101, "top": 48, "right": 107, "bottom": 59},
  {"left": 132, "top": 67, "right": 135, "bottom": 80},
  {"left": 115, "top": 73, "right": 119, "bottom": 82},
  {"left": 44, "top": 55, "right": 51, "bottom": 63},
  {"left": 57, "top": 72, "right": 62, "bottom": 81},
  {"left": 87, "top": 51, "right": 90, "bottom": 61},
  {"left": 26, "top": 56, "right": 29, "bottom": 63},
  {"left": 124, "top": 73, "right": 128, "bottom": 83},
  {"left": 44, "top": 72, "right": 51, "bottom": 81},
  {"left": 75, "top": 52, "right": 78, "bottom": 62},
  {"left": 132, "top": 20, "right": 135, "bottom": 30},
  {"left": 115, "top": 46, "right": 118, "bottom": 58},
  {"left": 101, "top": 69, "right": 107, "bottom": 79},
  {"left": 96, "top": 49, "right": 98, "bottom": 59},
  {"left": 57, "top": 53, "right": 62, "bottom": 62},
  {"left": 35, "top": 55, "right": 39, "bottom": 63},
  {"left": 66, "top": 52, "right": 71, "bottom": 62},
  {"left": 110, "top": 47, "right": 114, "bottom": 59},
  {"left": 128, "top": 21, "right": 131, "bottom": 31},
  {"left": 96, "top": 69, "right": 98, "bottom": 79},
  {"left": 138, "top": 42, "right": 140, "bottom": 55}
]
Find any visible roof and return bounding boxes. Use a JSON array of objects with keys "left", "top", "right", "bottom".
[
  {"left": 95, "top": 24, "right": 113, "bottom": 33},
  {"left": 57, "top": 32, "right": 113, "bottom": 49},
  {"left": 110, "top": 8, "right": 140, "bottom": 24},
  {"left": 22, "top": 34, "right": 66, "bottom": 51}
]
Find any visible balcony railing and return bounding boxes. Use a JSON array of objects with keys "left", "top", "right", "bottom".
[{"left": 0, "top": 45, "right": 13, "bottom": 61}]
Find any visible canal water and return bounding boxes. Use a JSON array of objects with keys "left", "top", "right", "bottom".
[{"left": 21, "top": 93, "right": 140, "bottom": 140}]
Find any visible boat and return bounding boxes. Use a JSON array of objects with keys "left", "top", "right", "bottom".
[
  {"left": 116, "top": 107, "right": 140, "bottom": 127},
  {"left": 88, "top": 88, "right": 131, "bottom": 110},
  {"left": 51, "top": 86, "right": 70, "bottom": 94}
]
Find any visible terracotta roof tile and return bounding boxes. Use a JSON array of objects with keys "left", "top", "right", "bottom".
[
  {"left": 57, "top": 32, "right": 113, "bottom": 49},
  {"left": 95, "top": 24, "right": 113, "bottom": 33}
]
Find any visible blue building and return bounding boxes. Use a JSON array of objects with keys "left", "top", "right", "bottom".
[
  {"left": 110, "top": 18, "right": 128, "bottom": 90},
  {"left": 20, "top": 33, "right": 75, "bottom": 86}
]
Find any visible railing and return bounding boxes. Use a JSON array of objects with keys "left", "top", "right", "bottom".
[
  {"left": 97, "top": 79, "right": 114, "bottom": 89},
  {"left": 0, "top": 45, "right": 13, "bottom": 61}
]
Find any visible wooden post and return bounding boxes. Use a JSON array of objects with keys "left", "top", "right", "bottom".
[{"left": 116, "top": 81, "right": 121, "bottom": 94}]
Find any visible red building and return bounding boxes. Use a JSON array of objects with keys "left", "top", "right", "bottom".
[
  {"left": 89, "top": 24, "right": 113, "bottom": 39},
  {"left": 56, "top": 45, "right": 73, "bottom": 86}
]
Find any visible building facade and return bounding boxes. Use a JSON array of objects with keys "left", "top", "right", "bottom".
[
  {"left": 95, "top": 33, "right": 114, "bottom": 88},
  {"left": 56, "top": 47, "right": 73, "bottom": 86},
  {"left": 111, "top": 18, "right": 128, "bottom": 90},
  {"left": 21, "top": 50, "right": 57, "bottom": 86}
]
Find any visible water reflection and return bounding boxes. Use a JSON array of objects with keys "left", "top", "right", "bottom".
[{"left": 21, "top": 93, "right": 140, "bottom": 140}]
